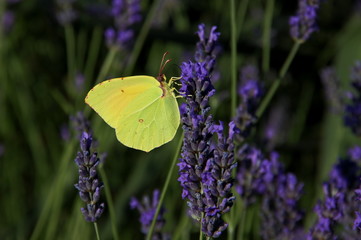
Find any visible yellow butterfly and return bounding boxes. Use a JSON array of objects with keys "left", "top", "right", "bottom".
[{"left": 85, "top": 53, "right": 180, "bottom": 152}]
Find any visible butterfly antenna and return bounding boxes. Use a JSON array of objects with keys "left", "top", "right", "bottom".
[{"left": 159, "top": 52, "right": 172, "bottom": 76}]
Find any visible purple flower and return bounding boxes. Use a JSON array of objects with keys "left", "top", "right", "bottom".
[
  {"left": 178, "top": 61, "right": 215, "bottom": 220},
  {"left": 194, "top": 24, "right": 220, "bottom": 74},
  {"left": 235, "top": 145, "right": 268, "bottom": 204},
  {"left": 234, "top": 64, "right": 263, "bottom": 141},
  {"left": 354, "top": 212, "right": 361, "bottom": 232},
  {"left": 74, "top": 132, "right": 105, "bottom": 222},
  {"left": 56, "top": 0, "right": 77, "bottom": 25},
  {"left": 237, "top": 146, "right": 304, "bottom": 239},
  {"left": 1, "top": 11, "right": 14, "bottom": 33},
  {"left": 202, "top": 121, "right": 238, "bottom": 237},
  {"left": 310, "top": 148, "right": 361, "bottom": 239},
  {"left": 75, "top": 72, "right": 85, "bottom": 91},
  {"left": 289, "top": 0, "right": 321, "bottom": 42},
  {"left": 349, "top": 146, "right": 361, "bottom": 163},
  {"left": 308, "top": 183, "right": 343, "bottom": 239},
  {"left": 70, "top": 112, "right": 92, "bottom": 139},
  {"left": 178, "top": 24, "right": 236, "bottom": 238},
  {"left": 60, "top": 124, "right": 71, "bottom": 141},
  {"left": 104, "top": 0, "right": 141, "bottom": 50},
  {"left": 130, "top": 189, "right": 168, "bottom": 239},
  {"left": 260, "top": 152, "right": 304, "bottom": 239},
  {"left": 263, "top": 100, "right": 288, "bottom": 149},
  {"left": 344, "top": 61, "right": 361, "bottom": 136}
]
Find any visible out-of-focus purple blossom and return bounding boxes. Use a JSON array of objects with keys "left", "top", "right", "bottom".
[
  {"left": 345, "top": 61, "right": 361, "bottom": 136},
  {"left": 75, "top": 72, "right": 85, "bottom": 92},
  {"left": 263, "top": 100, "right": 288, "bottom": 150},
  {"left": 261, "top": 152, "right": 304, "bottom": 240},
  {"left": 351, "top": 61, "right": 361, "bottom": 85},
  {"left": 236, "top": 145, "right": 268, "bottom": 205},
  {"left": 130, "top": 189, "right": 169, "bottom": 239},
  {"left": 289, "top": 0, "right": 321, "bottom": 42},
  {"left": 357, "top": 0, "right": 361, "bottom": 14},
  {"left": 310, "top": 149, "right": 361, "bottom": 239},
  {"left": 1, "top": 11, "right": 14, "bottom": 33},
  {"left": 349, "top": 146, "right": 361, "bottom": 163},
  {"left": 354, "top": 211, "right": 361, "bottom": 232},
  {"left": 70, "top": 112, "right": 92, "bottom": 139},
  {"left": 7, "top": 0, "right": 21, "bottom": 3},
  {"left": 56, "top": 0, "right": 77, "bottom": 25},
  {"left": 321, "top": 67, "right": 342, "bottom": 113},
  {"left": 105, "top": 0, "right": 141, "bottom": 50},
  {"left": 194, "top": 24, "right": 220, "bottom": 74},
  {"left": 238, "top": 65, "right": 262, "bottom": 103},
  {"left": 308, "top": 183, "right": 344, "bottom": 239},
  {"left": 60, "top": 124, "right": 71, "bottom": 141},
  {"left": 236, "top": 145, "right": 304, "bottom": 239},
  {"left": 152, "top": 0, "right": 180, "bottom": 28},
  {"left": 234, "top": 64, "right": 263, "bottom": 141},
  {"left": 74, "top": 132, "right": 105, "bottom": 222}
]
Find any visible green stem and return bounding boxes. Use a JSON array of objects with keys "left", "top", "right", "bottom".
[
  {"left": 262, "top": 0, "right": 275, "bottom": 73},
  {"left": 65, "top": 24, "right": 76, "bottom": 82},
  {"left": 93, "top": 222, "right": 101, "bottom": 240},
  {"left": 146, "top": 134, "right": 184, "bottom": 240},
  {"left": 96, "top": 47, "right": 118, "bottom": 83},
  {"left": 84, "top": 47, "right": 118, "bottom": 116},
  {"left": 288, "top": 81, "right": 314, "bottom": 144},
  {"left": 255, "top": 41, "right": 301, "bottom": 119},
  {"left": 124, "top": 0, "right": 163, "bottom": 75},
  {"left": 30, "top": 140, "right": 77, "bottom": 240},
  {"left": 235, "top": 0, "right": 249, "bottom": 40},
  {"left": 77, "top": 28, "right": 87, "bottom": 72},
  {"left": 237, "top": 204, "right": 247, "bottom": 240},
  {"left": 199, "top": 212, "right": 204, "bottom": 240},
  {"left": 230, "top": 0, "right": 237, "bottom": 117},
  {"left": 98, "top": 166, "right": 120, "bottom": 240},
  {"left": 84, "top": 26, "right": 103, "bottom": 87},
  {"left": 172, "top": 204, "right": 190, "bottom": 240}
]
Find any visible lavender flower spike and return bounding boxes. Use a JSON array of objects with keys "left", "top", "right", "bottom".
[
  {"left": 56, "top": 0, "right": 77, "bottom": 25},
  {"left": 234, "top": 64, "right": 263, "bottom": 141},
  {"left": 194, "top": 24, "right": 220, "bottom": 73},
  {"left": 202, "top": 121, "right": 238, "bottom": 238},
  {"left": 105, "top": 0, "right": 142, "bottom": 50},
  {"left": 289, "top": 0, "right": 321, "bottom": 42},
  {"left": 178, "top": 61, "right": 215, "bottom": 221},
  {"left": 345, "top": 61, "right": 361, "bottom": 136},
  {"left": 74, "top": 132, "right": 105, "bottom": 222},
  {"left": 261, "top": 152, "right": 304, "bottom": 239},
  {"left": 130, "top": 189, "right": 168, "bottom": 239}
]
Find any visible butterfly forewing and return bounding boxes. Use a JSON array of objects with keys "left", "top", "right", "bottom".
[{"left": 85, "top": 76, "right": 161, "bottom": 128}]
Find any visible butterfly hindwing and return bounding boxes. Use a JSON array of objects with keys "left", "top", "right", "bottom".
[{"left": 116, "top": 92, "right": 180, "bottom": 152}]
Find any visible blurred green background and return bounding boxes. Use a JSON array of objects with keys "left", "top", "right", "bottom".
[{"left": 1, "top": 0, "right": 361, "bottom": 239}]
